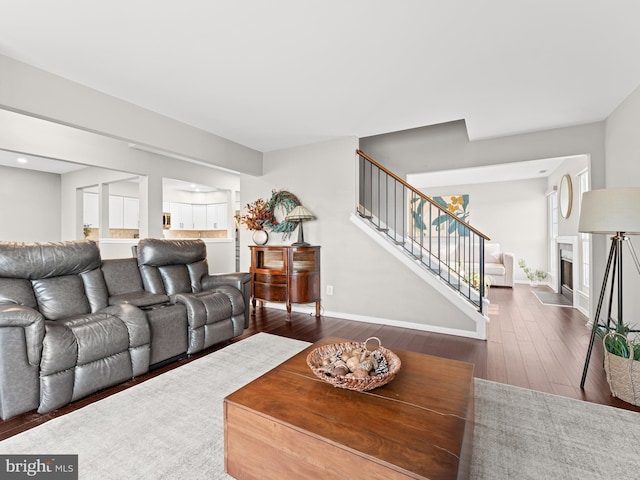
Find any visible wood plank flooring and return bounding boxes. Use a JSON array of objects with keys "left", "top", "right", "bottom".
[{"left": 1, "top": 283, "right": 638, "bottom": 441}]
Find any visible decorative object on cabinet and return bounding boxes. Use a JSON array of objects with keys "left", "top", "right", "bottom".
[
  {"left": 559, "top": 174, "right": 573, "bottom": 219},
  {"left": 252, "top": 229, "right": 269, "bottom": 245},
  {"left": 285, "top": 205, "right": 316, "bottom": 246},
  {"left": 239, "top": 198, "right": 272, "bottom": 231},
  {"left": 261, "top": 190, "right": 301, "bottom": 239},
  {"left": 249, "top": 245, "right": 320, "bottom": 319},
  {"left": 578, "top": 187, "right": 640, "bottom": 388}
]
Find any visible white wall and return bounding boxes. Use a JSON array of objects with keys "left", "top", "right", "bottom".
[
  {"left": 240, "top": 137, "right": 478, "bottom": 334},
  {"left": 423, "top": 177, "right": 548, "bottom": 283},
  {"left": 604, "top": 82, "right": 640, "bottom": 326},
  {"left": 0, "top": 165, "right": 61, "bottom": 242}
]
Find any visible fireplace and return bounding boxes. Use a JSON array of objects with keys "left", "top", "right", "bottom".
[{"left": 558, "top": 243, "right": 574, "bottom": 302}]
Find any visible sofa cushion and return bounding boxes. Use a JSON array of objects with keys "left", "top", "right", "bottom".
[
  {"left": 137, "top": 238, "right": 206, "bottom": 266},
  {"left": 0, "top": 240, "right": 101, "bottom": 279},
  {"left": 485, "top": 263, "right": 506, "bottom": 276},
  {"left": 0, "top": 278, "right": 37, "bottom": 308},
  {"left": 32, "top": 275, "right": 91, "bottom": 321},
  {"left": 485, "top": 243, "right": 502, "bottom": 263},
  {"left": 158, "top": 265, "right": 191, "bottom": 295},
  {"left": 102, "top": 258, "right": 145, "bottom": 296},
  {"left": 60, "top": 313, "right": 130, "bottom": 365}
]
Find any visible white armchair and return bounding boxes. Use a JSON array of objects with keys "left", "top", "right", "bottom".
[{"left": 484, "top": 243, "right": 514, "bottom": 287}]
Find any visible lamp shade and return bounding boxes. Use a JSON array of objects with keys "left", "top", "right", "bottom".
[
  {"left": 285, "top": 205, "right": 315, "bottom": 222},
  {"left": 578, "top": 187, "right": 640, "bottom": 234}
]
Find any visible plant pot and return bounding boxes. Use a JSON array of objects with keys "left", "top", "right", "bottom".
[
  {"left": 530, "top": 279, "right": 539, "bottom": 287},
  {"left": 603, "top": 332, "right": 640, "bottom": 406},
  {"left": 252, "top": 230, "right": 269, "bottom": 245}
]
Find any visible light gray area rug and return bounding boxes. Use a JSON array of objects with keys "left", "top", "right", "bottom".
[{"left": 2, "top": 333, "right": 640, "bottom": 479}]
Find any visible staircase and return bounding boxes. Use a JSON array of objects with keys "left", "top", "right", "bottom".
[{"left": 355, "top": 150, "right": 490, "bottom": 335}]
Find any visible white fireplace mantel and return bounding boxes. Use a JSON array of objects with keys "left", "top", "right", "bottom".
[{"left": 556, "top": 236, "right": 579, "bottom": 308}]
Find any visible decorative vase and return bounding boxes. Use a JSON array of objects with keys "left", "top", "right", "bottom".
[
  {"left": 530, "top": 279, "right": 539, "bottom": 287},
  {"left": 252, "top": 230, "right": 269, "bottom": 245}
]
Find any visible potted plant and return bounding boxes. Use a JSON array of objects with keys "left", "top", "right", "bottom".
[
  {"left": 597, "top": 323, "right": 640, "bottom": 405},
  {"left": 518, "top": 259, "right": 546, "bottom": 287},
  {"left": 240, "top": 198, "right": 273, "bottom": 244},
  {"left": 534, "top": 268, "right": 547, "bottom": 283}
]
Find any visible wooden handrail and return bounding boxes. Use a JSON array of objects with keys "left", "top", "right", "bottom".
[{"left": 356, "top": 149, "right": 490, "bottom": 241}]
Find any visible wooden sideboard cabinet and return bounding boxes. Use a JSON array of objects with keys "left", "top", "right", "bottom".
[{"left": 249, "top": 245, "right": 321, "bottom": 319}]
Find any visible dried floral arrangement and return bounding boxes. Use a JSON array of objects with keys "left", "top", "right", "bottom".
[
  {"left": 239, "top": 198, "right": 273, "bottom": 231},
  {"left": 240, "top": 190, "right": 301, "bottom": 237}
]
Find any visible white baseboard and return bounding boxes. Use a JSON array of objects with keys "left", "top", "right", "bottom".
[{"left": 260, "top": 302, "right": 488, "bottom": 340}]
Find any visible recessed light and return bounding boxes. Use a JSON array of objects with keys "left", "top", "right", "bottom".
[{"left": 17, "top": 157, "right": 28, "bottom": 164}]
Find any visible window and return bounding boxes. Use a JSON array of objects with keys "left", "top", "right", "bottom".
[
  {"left": 548, "top": 190, "right": 558, "bottom": 275},
  {"left": 578, "top": 169, "right": 590, "bottom": 290}
]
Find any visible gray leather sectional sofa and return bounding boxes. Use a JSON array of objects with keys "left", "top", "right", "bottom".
[{"left": 0, "top": 238, "right": 250, "bottom": 420}]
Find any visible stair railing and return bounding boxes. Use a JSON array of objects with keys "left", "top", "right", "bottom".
[{"left": 356, "top": 149, "right": 490, "bottom": 313}]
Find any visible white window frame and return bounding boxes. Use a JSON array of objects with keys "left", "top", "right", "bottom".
[
  {"left": 548, "top": 190, "right": 558, "bottom": 277},
  {"left": 577, "top": 168, "right": 590, "bottom": 292}
]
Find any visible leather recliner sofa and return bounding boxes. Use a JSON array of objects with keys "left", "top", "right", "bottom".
[{"left": 0, "top": 238, "right": 251, "bottom": 420}]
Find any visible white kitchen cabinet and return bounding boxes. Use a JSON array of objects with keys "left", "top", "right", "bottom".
[
  {"left": 123, "top": 197, "right": 139, "bottom": 229},
  {"left": 109, "top": 195, "right": 139, "bottom": 229},
  {"left": 193, "top": 204, "right": 207, "bottom": 230},
  {"left": 109, "top": 196, "right": 124, "bottom": 228},
  {"left": 170, "top": 202, "right": 194, "bottom": 229},
  {"left": 207, "top": 203, "right": 228, "bottom": 230},
  {"left": 83, "top": 192, "right": 99, "bottom": 227}
]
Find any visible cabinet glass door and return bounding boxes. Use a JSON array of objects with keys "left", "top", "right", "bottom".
[
  {"left": 257, "top": 249, "right": 285, "bottom": 270},
  {"left": 291, "top": 250, "right": 317, "bottom": 272}
]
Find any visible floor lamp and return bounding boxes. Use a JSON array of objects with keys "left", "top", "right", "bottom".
[{"left": 579, "top": 187, "right": 640, "bottom": 389}]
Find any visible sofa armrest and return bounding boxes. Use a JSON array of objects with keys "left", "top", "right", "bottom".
[
  {"left": 0, "top": 304, "right": 45, "bottom": 366},
  {"left": 0, "top": 304, "right": 44, "bottom": 419},
  {"left": 201, "top": 272, "right": 251, "bottom": 292},
  {"left": 202, "top": 273, "right": 251, "bottom": 328},
  {"left": 503, "top": 252, "right": 515, "bottom": 287},
  {"left": 108, "top": 291, "right": 170, "bottom": 308}
]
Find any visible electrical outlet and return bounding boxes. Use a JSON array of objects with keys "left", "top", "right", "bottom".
[{"left": 326, "top": 285, "right": 334, "bottom": 295}]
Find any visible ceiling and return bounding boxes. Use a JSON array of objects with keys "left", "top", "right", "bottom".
[
  {"left": 1, "top": 1, "right": 639, "bottom": 154},
  {"left": 407, "top": 155, "right": 580, "bottom": 189},
  {"left": 0, "top": 150, "right": 85, "bottom": 174}
]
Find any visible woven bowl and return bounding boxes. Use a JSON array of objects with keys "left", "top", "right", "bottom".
[{"left": 306, "top": 337, "right": 401, "bottom": 392}]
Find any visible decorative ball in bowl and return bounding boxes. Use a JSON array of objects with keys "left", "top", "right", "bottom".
[{"left": 306, "top": 337, "right": 401, "bottom": 392}]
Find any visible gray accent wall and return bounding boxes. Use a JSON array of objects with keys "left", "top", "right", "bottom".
[
  {"left": 361, "top": 119, "right": 608, "bottom": 321},
  {"left": 240, "top": 137, "right": 478, "bottom": 334}
]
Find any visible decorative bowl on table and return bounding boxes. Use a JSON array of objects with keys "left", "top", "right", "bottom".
[{"left": 306, "top": 337, "right": 401, "bottom": 392}]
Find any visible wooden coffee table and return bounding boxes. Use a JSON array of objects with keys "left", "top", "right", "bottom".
[{"left": 224, "top": 337, "right": 474, "bottom": 480}]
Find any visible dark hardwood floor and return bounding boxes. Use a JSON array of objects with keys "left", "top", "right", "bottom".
[{"left": 1, "top": 284, "right": 638, "bottom": 441}]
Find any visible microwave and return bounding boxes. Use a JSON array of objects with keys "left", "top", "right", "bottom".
[{"left": 162, "top": 212, "right": 171, "bottom": 229}]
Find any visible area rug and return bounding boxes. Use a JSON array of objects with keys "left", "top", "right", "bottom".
[
  {"left": 533, "top": 290, "right": 573, "bottom": 307},
  {"left": 2, "top": 333, "right": 640, "bottom": 479}
]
